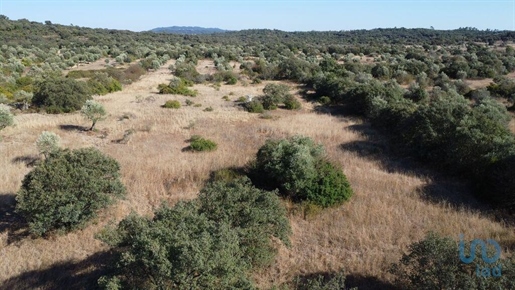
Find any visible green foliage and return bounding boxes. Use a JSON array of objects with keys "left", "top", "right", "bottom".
[
  {"left": 236, "top": 96, "right": 247, "bottom": 102},
  {"left": 284, "top": 95, "right": 302, "bottom": 110},
  {"left": 16, "top": 148, "right": 126, "bottom": 236},
  {"left": 203, "top": 106, "right": 214, "bottom": 112},
  {"left": 244, "top": 100, "right": 265, "bottom": 113},
  {"left": 318, "top": 96, "right": 331, "bottom": 105},
  {"left": 81, "top": 100, "right": 107, "bottom": 130},
  {"left": 13, "top": 90, "right": 33, "bottom": 110},
  {"left": 36, "top": 131, "right": 60, "bottom": 158},
  {"left": 162, "top": 100, "right": 181, "bottom": 109},
  {"left": 32, "top": 77, "right": 92, "bottom": 113},
  {"left": 197, "top": 178, "right": 291, "bottom": 267},
  {"left": 172, "top": 61, "right": 200, "bottom": 83},
  {"left": 304, "top": 160, "right": 353, "bottom": 207},
  {"left": 189, "top": 136, "right": 218, "bottom": 152},
  {"left": 98, "top": 177, "right": 290, "bottom": 290},
  {"left": 262, "top": 83, "right": 291, "bottom": 110},
  {"left": 185, "top": 99, "right": 194, "bottom": 106},
  {"left": 390, "top": 232, "right": 515, "bottom": 290},
  {"left": 254, "top": 136, "right": 352, "bottom": 207},
  {"left": 158, "top": 78, "right": 198, "bottom": 97},
  {"left": 86, "top": 72, "right": 122, "bottom": 95},
  {"left": 0, "top": 104, "right": 14, "bottom": 130}
]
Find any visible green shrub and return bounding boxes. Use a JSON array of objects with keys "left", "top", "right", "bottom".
[
  {"left": 162, "top": 100, "right": 181, "bottom": 109},
  {"left": 16, "top": 148, "right": 125, "bottom": 236},
  {"left": 36, "top": 131, "right": 60, "bottom": 158},
  {"left": 194, "top": 103, "right": 202, "bottom": 107},
  {"left": 284, "top": 95, "right": 302, "bottom": 110},
  {"left": 319, "top": 96, "right": 331, "bottom": 105},
  {"left": 203, "top": 106, "right": 214, "bottom": 112},
  {"left": 32, "top": 77, "right": 92, "bottom": 113},
  {"left": 390, "top": 232, "right": 515, "bottom": 290},
  {"left": 236, "top": 96, "right": 247, "bottom": 102},
  {"left": 198, "top": 178, "right": 291, "bottom": 267},
  {"left": 97, "top": 177, "right": 290, "bottom": 289},
  {"left": 87, "top": 72, "right": 122, "bottom": 95},
  {"left": 254, "top": 136, "right": 352, "bottom": 207},
  {"left": 245, "top": 100, "right": 265, "bottom": 113},
  {"left": 189, "top": 136, "right": 218, "bottom": 152},
  {"left": 222, "top": 95, "right": 230, "bottom": 101},
  {"left": 304, "top": 160, "right": 353, "bottom": 207},
  {"left": 158, "top": 77, "right": 197, "bottom": 97},
  {"left": 0, "top": 104, "right": 14, "bottom": 130},
  {"left": 185, "top": 99, "right": 194, "bottom": 106}
]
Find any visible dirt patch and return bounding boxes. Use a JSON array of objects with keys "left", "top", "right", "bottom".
[{"left": 465, "top": 78, "right": 493, "bottom": 90}]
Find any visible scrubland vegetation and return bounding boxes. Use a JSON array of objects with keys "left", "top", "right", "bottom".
[{"left": 1, "top": 15, "right": 515, "bottom": 289}]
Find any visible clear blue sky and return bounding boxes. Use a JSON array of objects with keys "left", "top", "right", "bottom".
[{"left": 0, "top": 0, "right": 513, "bottom": 32}]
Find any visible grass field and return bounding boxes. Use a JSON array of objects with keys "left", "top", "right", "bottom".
[{"left": 1, "top": 60, "right": 514, "bottom": 289}]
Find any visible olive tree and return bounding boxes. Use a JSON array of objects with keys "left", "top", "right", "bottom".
[
  {"left": 81, "top": 100, "right": 107, "bottom": 131},
  {"left": 0, "top": 104, "right": 14, "bottom": 130},
  {"left": 35, "top": 131, "right": 60, "bottom": 158}
]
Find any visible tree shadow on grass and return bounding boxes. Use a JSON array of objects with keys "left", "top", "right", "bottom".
[
  {"left": 292, "top": 271, "right": 398, "bottom": 290},
  {"left": 11, "top": 155, "right": 40, "bottom": 167},
  {"left": 0, "top": 250, "right": 114, "bottom": 290},
  {"left": 340, "top": 122, "right": 495, "bottom": 215},
  {"left": 0, "top": 193, "right": 30, "bottom": 245},
  {"left": 58, "top": 124, "right": 85, "bottom": 132}
]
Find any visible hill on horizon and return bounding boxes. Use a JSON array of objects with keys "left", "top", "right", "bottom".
[{"left": 149, "top": 26, "right": 228, "bottom": 34}]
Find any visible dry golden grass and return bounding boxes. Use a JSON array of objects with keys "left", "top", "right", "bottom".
[
  {"left": 1, "top": 60, "right": 514, "bottom": 289},
  {"left": 510, "top": 118, "right": 515, "bottom": 134},
  {"left": 465, "top": 78, "right": 493, "bottom": 90}
]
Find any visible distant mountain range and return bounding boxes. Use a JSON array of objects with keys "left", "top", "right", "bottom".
[{"left": 149, "top": 26, "right": 228, "bottom": 35}]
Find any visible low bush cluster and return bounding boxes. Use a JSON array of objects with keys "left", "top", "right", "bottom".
[
  {"left": 162, "top": 100, "right": 181, "bottom": 109},
  {"left": 97, "top": 177, "right": 291, "bottom": 289},
  {"left": 158, "top": 77, "right": 198, "bottom": 96},
  {"left": 188, "top": 135, "right": 218, "bottom": 152},
  {"left": 253, "top": 135, "right": 353, "bottom": 207}
]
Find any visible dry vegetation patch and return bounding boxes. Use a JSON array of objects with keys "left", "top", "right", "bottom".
[{"left": 1, "top": 60, "right": 514, "bottom": 289}]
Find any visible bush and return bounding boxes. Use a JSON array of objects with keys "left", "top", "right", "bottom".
[
  {"left": 284, "top": 95, "right": 302, "bottom": 110},
  {"left": 81, "top": 100, "right": 107, "bottom": 130},
  {"left": 203, "top": 106, "right": 214, "bottom": 112},
  {"left": 162, "top": 100, "right": 181, "bottom": 109},
  {"left": 189, "top": 136, "right": 217, "bottom": 152},
  {"left": 304, "top": 160, "right": 353, "bottom": 207},
  {"left": 390, "top": 232, "right": 515, "bottom": 290},
  {"left": 36, "top": 131, "right": 60, "bottom": 158},
  {"left": 319, "top": 96, "right": 331, "bottom": 105},
  {"left": 15, "top": 148, "right": 125, "bottom": 236},
  {"left": 87, "top": 72, "right": 122, "bottom": 95},
  {"left": 97, "top": 177, "right": 290, "bottom": 289},
  {"left": 254, "top": 136, "right": 352, "bottom": 207},
  {"left": 0, "top": 104, "right": 14, "bottom": 130},
  {"left": 158, "top": 77, "right": 197, "bottom": 97},
  {"left": 244, "top": 100, "right": 265, "bottom": 113},
  {"left": 32, "top": 77, "right": 92, "bottom": 113}
]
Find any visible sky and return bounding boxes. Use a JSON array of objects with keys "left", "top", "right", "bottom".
[{"left": 0, "top": 0, "right": 513, "bottom": 32}]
